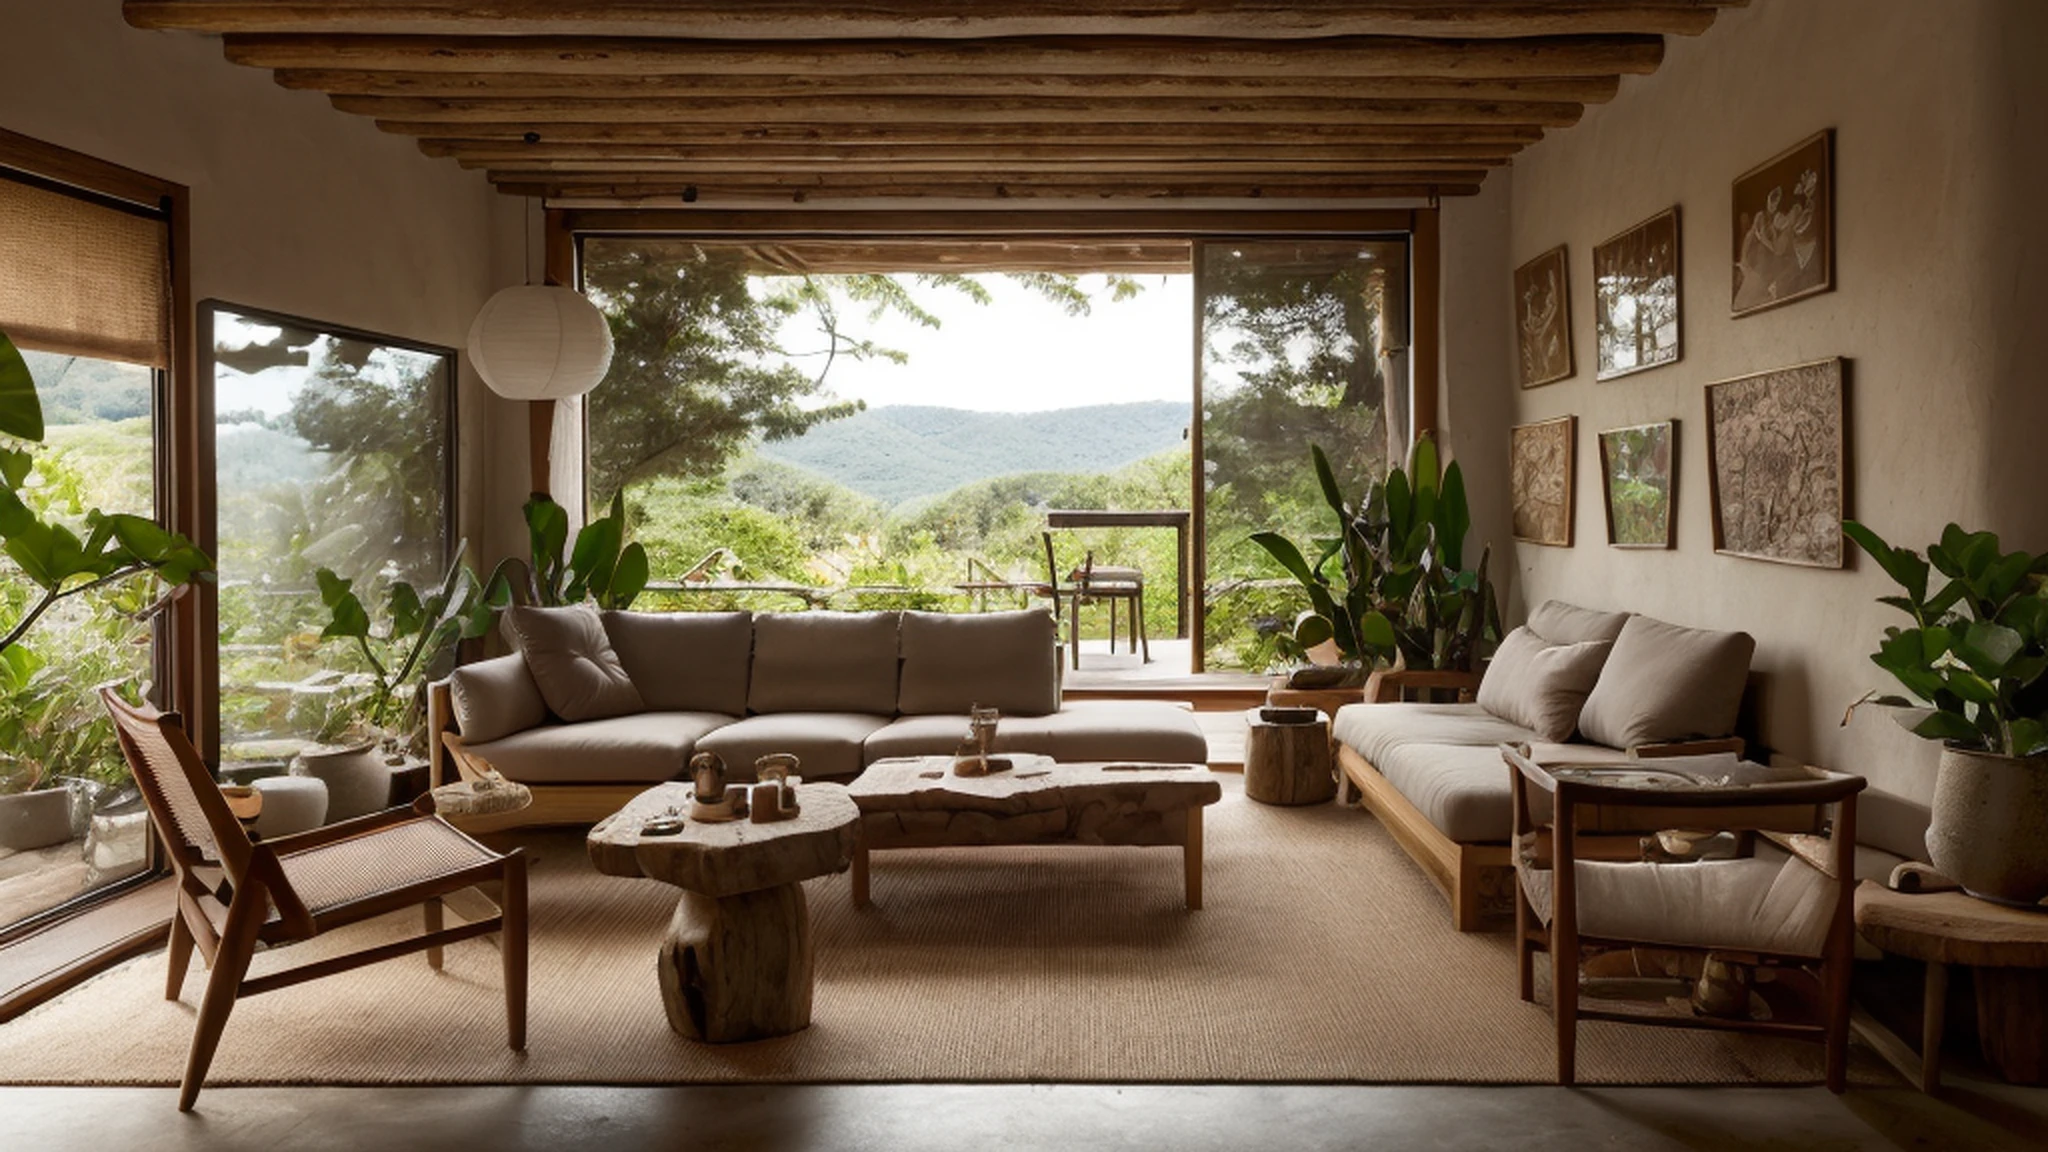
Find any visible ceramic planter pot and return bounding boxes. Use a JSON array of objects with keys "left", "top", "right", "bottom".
[
  {"left": 294, "top": 741, "right": 391, "bottom": 823},
  {"left": 1926, "top": 746, "right": 2048, "bottom": 906},
  {"left": 0, "top": 784, "right": 75, "bottom": 851}
]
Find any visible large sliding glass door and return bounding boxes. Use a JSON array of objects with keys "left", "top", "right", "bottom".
[{"left": 1194, "top": 238, "right": 1412, "bottom": 673}]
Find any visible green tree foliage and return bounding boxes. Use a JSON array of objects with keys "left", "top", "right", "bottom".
[{"left": 582, "top": 243, "right": 1138, "bottom": 506}]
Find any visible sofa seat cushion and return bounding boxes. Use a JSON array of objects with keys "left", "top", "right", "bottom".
[
  {"left": 1037, "top": 700, "right": 1208, "bottom": 764},
  {"left": 602, "top": 610, "right": 752, "bottom": 715},
  {"left": 897, "top": 609, "right": 1058, "bottom": 716},
  {"left": 1578, "top": 615, "right": 1755, "bottom": 750},
  {"left": 695, "top": 712, "right": 892, "bottom": 782},
  {"left": 864, "top": 713, "right": 1061, "bottom": 763},
  {"left": 1373, "top": 740, "right": 1634, "bottom": 842},
  {"left": 1332, "top": 702, "right": 1538, "bottom": 768},
  {"left": 461, "top": 711, "right": 732, "bottom": 785},
  {"left": 748, "top": 611, "right": 901, "bottom": 715},
  {"left": 1520, "top": 854, "right": 1837, "bottom": 958}
]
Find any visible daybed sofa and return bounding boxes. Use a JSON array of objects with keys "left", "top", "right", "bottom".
[
  {"left": 1331, "top": 600, "right": 1754, "bottom": 931},
  {"left": 426, "top": 606, "right": 1209, "bottom": 831}
]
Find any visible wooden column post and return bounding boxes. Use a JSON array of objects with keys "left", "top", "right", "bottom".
[{"left": 527, "top": 206, "right": 578, "bottom": 500}]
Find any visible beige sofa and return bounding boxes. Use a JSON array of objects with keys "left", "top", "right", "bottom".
[
  {"left": 426, "top": 607, "right": 1208, "bottom": 831},
  {"left": 1331, "top": 601, "right": 1754, "bottom": 931}
]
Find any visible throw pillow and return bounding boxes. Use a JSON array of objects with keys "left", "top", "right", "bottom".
[
  {"left": 502, "top": 604, "right": 645, "bottom": 722},
  {"left": 447, "top": 654, "right": 549, "bottom": 744},
  {"left": 1526, "top": 599, "right": 1630, "bottom": 646},
  {"left": 1475, "top": 626, "right": 1612, "bottom": 741},
  {"left": 898, "top": 608, "right": 1059, "bottom": 716},
  {"left": 747, "top": 611, "right": 901, "bottom": 715},
  {"left": 1577, "top": 614, "right": 1755, "bottom": 750}
]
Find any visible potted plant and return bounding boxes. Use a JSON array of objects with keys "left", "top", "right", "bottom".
[
  {"left": 1250, "top": 433, "right": 1499, "bottom": 696},
  {"left": 1844, "top": 520, "right": 2048, "bottom": 904},
  {"left": 0, "top": 330, "right": 212, "bottom": 849}
]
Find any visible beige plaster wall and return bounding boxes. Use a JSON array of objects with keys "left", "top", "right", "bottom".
[
  {"left": 0, "top": 0, "right": 515, "bottom": 561},
  {"left": 1475, "top": 0, "right": 2048, "bottom": 854}
]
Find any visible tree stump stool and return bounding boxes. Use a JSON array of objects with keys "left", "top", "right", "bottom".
[
  {"left": 1243, "top": 707, "right": 1335, "bottom": 806},
  {"left": 589, "top": 781, "right": 859, "bottom": 1043}
]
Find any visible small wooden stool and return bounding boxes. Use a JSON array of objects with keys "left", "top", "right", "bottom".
[
  {"left": 1243, "top": 707, "right": 1335, "bottom": 806},
  {"left": 1854, "top": 881, "right": 2048, "bottom": 1090}
]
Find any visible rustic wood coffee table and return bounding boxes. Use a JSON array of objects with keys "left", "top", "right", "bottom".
[
  {"left": 588, "top": 781, "right": 859, "bottom": 1043},
  {"left": 846, "top": 755, "right": 1222, "bottom": 910}
]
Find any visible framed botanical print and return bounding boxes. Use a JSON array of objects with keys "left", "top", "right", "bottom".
[
  {"left": 1593, "top": 207, "right": 1682, "bottom": 380},
  {"left": 1514, "top": 245, "right": 1573, "bottom": 388},
  {"left": 1510, "top": 415, "right": 1576, "bottom": 547},
  {"left": 1731, "top": 129, "right": 1834, "bottom": 317},
  {"left": 1598, "top": 420, "right": 1677, "bottom": 548},
  {"left": 1705, "top": 358, "right": 1847, "bottom": 567}
]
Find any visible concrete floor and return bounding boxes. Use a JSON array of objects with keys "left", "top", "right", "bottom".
[{"left": 4, "top": 1081, "right": 2045, "bottom": 1152}]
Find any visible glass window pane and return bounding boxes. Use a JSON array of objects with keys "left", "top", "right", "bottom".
[
  {"left": 0, "top": 351, "right": 158, "bottom": 928},
  {"left": 208, "top": 307, "right": 453, "bottom": 772},
  {"left": 1197, "top": 239, "right": 1409, "bottom": 672}
]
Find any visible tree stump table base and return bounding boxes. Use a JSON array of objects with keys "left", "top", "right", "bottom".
[
  {"left": 660, "top": 884, "right": 815, "bottom": 1043},
  {"left": 589, "top": 782, "right": 858, "bottom": 1045},
  {"left": 1243, "top": 707, "right": 1335, "bottom": 806}
]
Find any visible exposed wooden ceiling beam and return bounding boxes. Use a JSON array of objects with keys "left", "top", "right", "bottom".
[
  {"left": 562, "top": 208, "right": 1424, "bottom": 235},
  {"left": 469, "top": 160, "right": 1496, "bottom": 182},
  {"left": 335, "top": 92, "right": 1584, "bottom": 127},
  {"left": 500, "top": 177, "right": 1478, "bottom": 202},
  {"left": 422, "top": 140, "right": 1523, "bottom": 165},
  {"left": 386, "top": 121, "right": 1544, "bottom": 147},
  {"left": 221, "top": 33, "right": 1665, "bottom": 79},
  {"left": 489, "top": 166, "right": 1490, "bottom": 187},
  {"left": 271, "top": 67, "right": 1624, "bottom": 106},
  {"left": 715, "top": 241, "right": 1197, "bottom": 276},
  {"left": 129, "top": 1, "right": 1741, "bottom": 40}
]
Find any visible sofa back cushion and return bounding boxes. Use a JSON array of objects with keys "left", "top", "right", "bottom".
[
  {"left": 1577, "top": 614, "right": 1755, "bottom": 749},
  {"left": 502, "top": 604, "right": 645, "bottom": 722},
  {"left": 747, "top": 610, "right": 901, "bottom": 715},
  {"left": 898, "top": 608, "right": 1059, "bottom": 716},
  {"left": 601, "top": 610, "right": 752, "bottom": 715},
  {"left": 1527, "top": 599, "right": 1630, "bottom": 646},
  {"left": 1475, "top": 626, "right": 1612, "bottom": 742},
  {"left": 448, "top": 654, "right": 549, "bottom": 743}
]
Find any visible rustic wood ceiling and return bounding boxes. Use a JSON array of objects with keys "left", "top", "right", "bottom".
[{"left": 125, "top": 2, "right": 1742, "bottom": 213}]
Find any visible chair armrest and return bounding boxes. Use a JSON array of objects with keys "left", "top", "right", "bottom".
[
  {"left": 1631, "top": 736, "right": 1745, "bottom": 759},
  {"left": 1760, "top": 830, "right": 1843, "bottom": 880},
  {"left": 441, "top": 732, "right": 498, "bottom": 785},
  {"left": 1364, "top": 668, "right": 1481, "bottom": 703}
]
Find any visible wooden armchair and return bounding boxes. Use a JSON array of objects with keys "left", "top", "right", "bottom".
[
  {"left": 100, "top": 688, "right": 528, "bottom": 1110},
  {"left": 1503, "top": 742, "right": 1865, "bottom": 1092}
]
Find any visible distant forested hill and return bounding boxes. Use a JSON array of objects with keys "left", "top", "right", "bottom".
[{"left": 755, "top": 401, "right": 1188, "bottom": 506}]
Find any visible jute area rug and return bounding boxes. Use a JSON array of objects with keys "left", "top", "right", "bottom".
[{"left": 0, "top": 776, "right": 1874, "bottom": 1086}]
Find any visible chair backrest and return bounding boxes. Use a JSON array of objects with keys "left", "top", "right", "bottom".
[
  {"left": 100, "top": 687, "right": 254, "bottom": 882},
  {"left": 1041, "top": 531, "right": 1063, "bottom": 594}
]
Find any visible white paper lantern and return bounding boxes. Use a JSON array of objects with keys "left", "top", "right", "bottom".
[{"left": 466, "top": 284, "right": 615, "bottom": 400}]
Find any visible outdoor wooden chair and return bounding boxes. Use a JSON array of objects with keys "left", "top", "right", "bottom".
[
  {"left": 100, "top": 687, "right": 528, "bottom": 1110},
  {"left": 1039, "top": 531, "right": 1148, "bottom": 668},
  {"left": 1503, "top": 742, "right": 1864, "bottom": 1092}
]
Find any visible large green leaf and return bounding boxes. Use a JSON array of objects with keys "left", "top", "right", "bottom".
[
  {"left": 1407, "top": 433, "right": 1440, "bottom": 499},
  {"left": 1957, "top": 621, "right": 2024, "bottom": 677},
  {"left": 1844, "top": 520, "right": 1929, "bottom": 606},
  {"left": 315, "top": 568, "right": 371, "bottom": 639},
  {"left": 1250, "top": 530, "right": 1322, "bottom": 590},
  {"left": 1909, "top": 709, "right": 1983, "bottom": 745},
  {"left": 0, "top": 332, "right": 45, "bottom": 444},
  {"left": 1438, "top": 461, "right": 1470, "bottom": 572},
  {"left": 1358, "top": 609, "right": 1397, "bottom": 651},
  {"left": 2012, "top": 718, "right": 2048, "bottom": 758},
  {"left": 608, "top": 541, "right": 649, "bottom": 610},
  {"left": 1309, "top": 443, "right": 1348, "bottom": 520}
]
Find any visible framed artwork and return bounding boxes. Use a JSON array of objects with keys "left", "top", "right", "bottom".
[
  {"left": 1593, "top": 207, "right": 1682, "bottom": 380},
  {"left": 1598, "top": 420, "right": 1677, "bottom": 548},
  {"left": 1514, "top": 245, "right": 1573, "bottom": 388},
  {"left": 1731, "top": 128, "right": 1834, "bottom": 317},
  {"left": 1705, "top": 358, "right": 1847, "bottom": 568},
  {"left": 1510, "top": 415, "right": 1576, "bottom": 547}
]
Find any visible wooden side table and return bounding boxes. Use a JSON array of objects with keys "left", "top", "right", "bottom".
[
  {"left": 588, "top": 782, "right": 859, "bottom": 1043},
  {"left": 1243, "top": 707, "right": 1334, "bottom": 806},
  {"left": 1854, "top": 881, "right": 2048, "bottom": 1090}
]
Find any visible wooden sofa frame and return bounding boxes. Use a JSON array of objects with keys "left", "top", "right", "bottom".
[{"left": 1331, "top": 669, "right": 1744, "bottom": 932}]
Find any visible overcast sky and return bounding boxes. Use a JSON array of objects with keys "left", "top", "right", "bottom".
[{"left": 782, "top": 272, "right": 1193, "bottom": 413}]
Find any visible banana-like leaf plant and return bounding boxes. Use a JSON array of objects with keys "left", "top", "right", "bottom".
[
  {"left": 504, "top": 490, "right": 649, "bottom": 611},
  {"left": 312, "top": 541, "right": 511, "bottom": 753},
  {"left": 1843, "top": 520, "right": 2048, "bottom": 757},
  {"left": 1250, "top": 433, "right": 1499, "bottom": 680}
]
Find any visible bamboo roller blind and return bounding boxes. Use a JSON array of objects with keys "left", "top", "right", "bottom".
[{"left": 0, "top": 172, "right": 169, "bottom": 369}]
